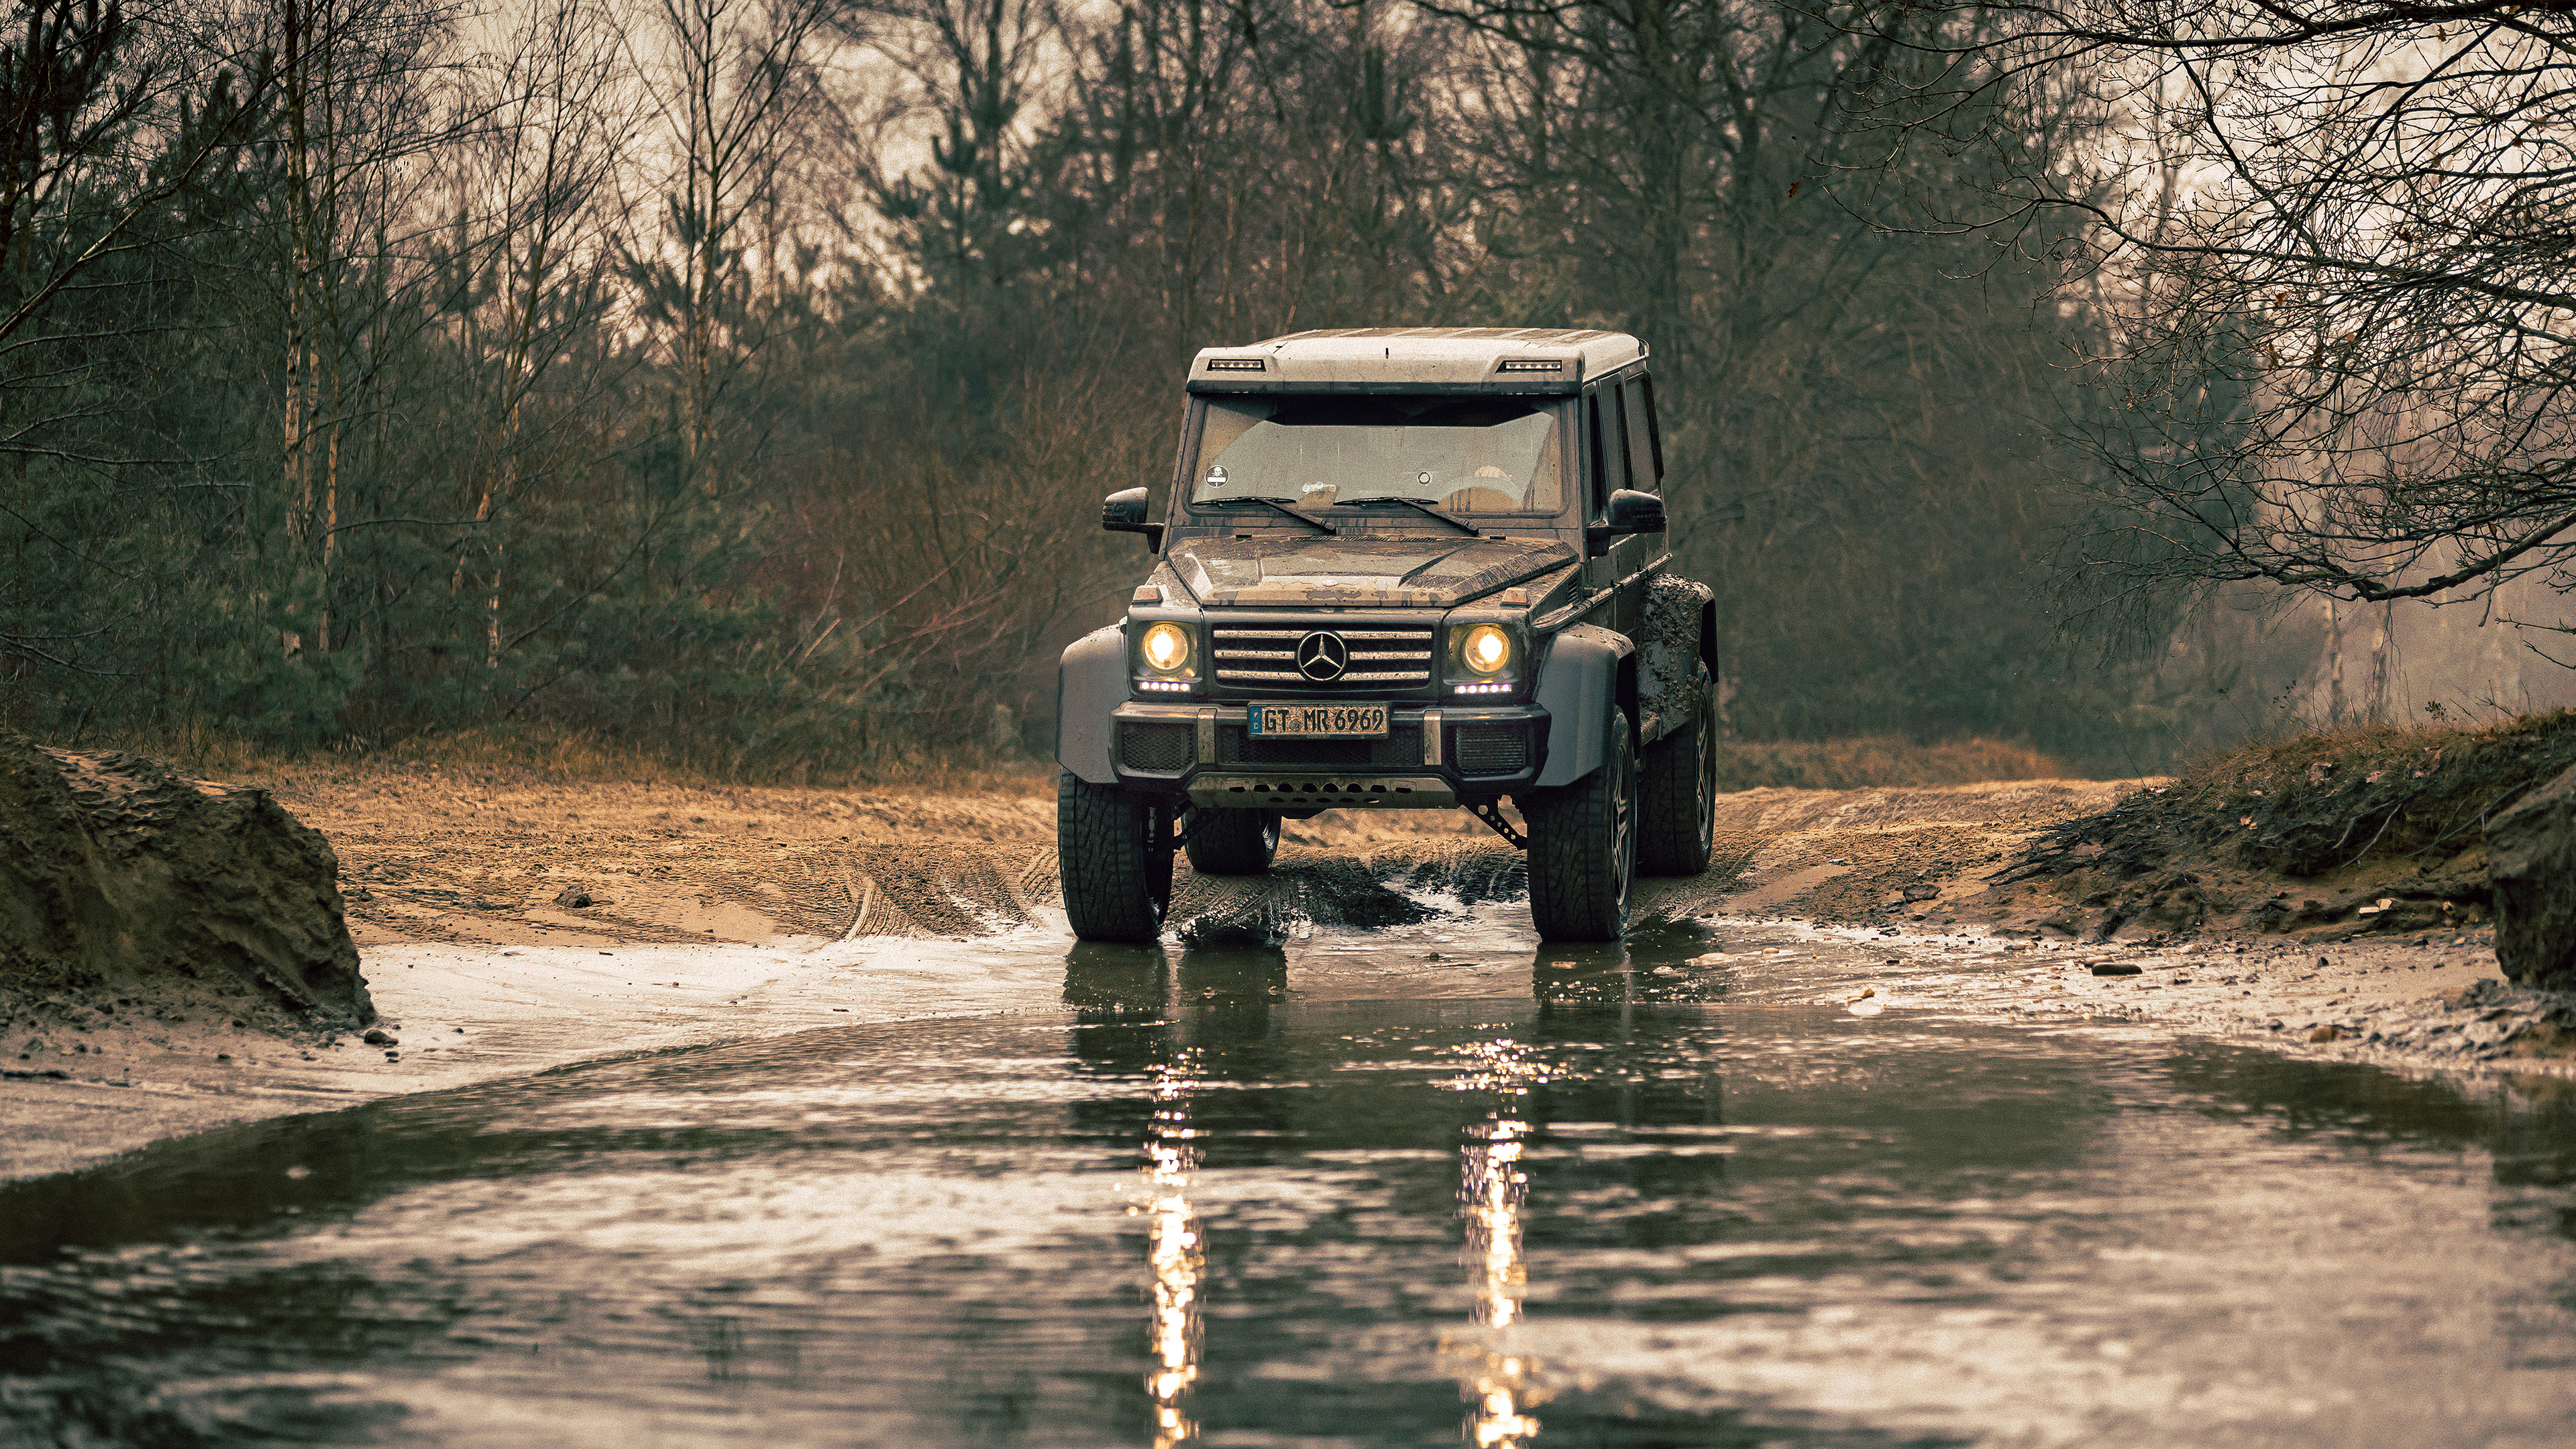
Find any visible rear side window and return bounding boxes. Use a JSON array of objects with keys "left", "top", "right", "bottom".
[
  {"left": 1623, "top": 379, "right": 1662, "bottom": 491},
  {"left": 1586, "top": 390, "right": 1626, "bottom": 517}
]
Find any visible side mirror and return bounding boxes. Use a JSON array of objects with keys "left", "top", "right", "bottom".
[
  {"left": 1587, "top": 488, "right": 1666, "bottom": 555},
  {"left": 1103, "top": 488, "right": 1164, "bottom": 550}
]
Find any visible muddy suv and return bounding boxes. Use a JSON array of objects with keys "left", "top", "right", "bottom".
[{"left": 1057, "top": 326, "right": 1717, "bottom": 943}]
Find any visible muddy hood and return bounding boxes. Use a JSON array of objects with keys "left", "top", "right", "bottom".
[{"left": 1171, "top": 535, "right": 1574, "bottom": 607}]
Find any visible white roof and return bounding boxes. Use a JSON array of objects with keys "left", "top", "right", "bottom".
[{"left": 1189, "top": 326, "right": 1645, "bottom": 388}]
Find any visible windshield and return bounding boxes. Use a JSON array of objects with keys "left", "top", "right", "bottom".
[{"left": 1188, "top": 396, "right": 1564, "bottom": 514}]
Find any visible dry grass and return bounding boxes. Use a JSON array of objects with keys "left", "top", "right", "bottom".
[
  {"left": 92, "top": 723, "right": 2078, "bottom": 798},
  {"left": 73, "top": 723, "right": 1061, "bottom": 798},
  {"left": 1715, "top": 736, "right": 2074, "bottom": 791}
]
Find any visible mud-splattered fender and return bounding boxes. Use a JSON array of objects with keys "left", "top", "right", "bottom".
[
  {"left": 1057, "top": 625, "right": 1126, "bottom": 784},
  {"left": 1532, "top": 624, "right": 1635, "bottom": 788},
  {"left": 1638, "top": 574, "right": 1715, "bottom": 743}
]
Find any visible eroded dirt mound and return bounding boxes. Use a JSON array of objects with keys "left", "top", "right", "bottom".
[
  {"left": 1, "top": 731, "right": 370, "bottom": 1047},
  {"left": 1965, "top": 714, "right": 2576, "bottom": 944}
]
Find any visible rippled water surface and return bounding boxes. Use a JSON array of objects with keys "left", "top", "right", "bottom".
[{"left": 6, "top": 923, "right": 2576, "bottom": 1448}]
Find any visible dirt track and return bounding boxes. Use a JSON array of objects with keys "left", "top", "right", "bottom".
[{"left": 285, "top": 767, "right": 2137, "bottom": 948}]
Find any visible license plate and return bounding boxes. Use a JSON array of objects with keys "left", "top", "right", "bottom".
[{"left": 1250, "top": 704, "right": 1389, "bottom": 739}]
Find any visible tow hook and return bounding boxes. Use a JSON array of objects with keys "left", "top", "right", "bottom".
[{"left": 1470, "top": 800, "right": 1527, "bottom": 851}]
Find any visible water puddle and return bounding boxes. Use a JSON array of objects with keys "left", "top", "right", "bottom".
[{"left": 4, "top": 907, "right": 2573, "bottom": 1446}]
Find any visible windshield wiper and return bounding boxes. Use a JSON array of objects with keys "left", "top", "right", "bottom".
[
  {"left": 1203, "top": 496, "right": 1338, "bottom": 535},
  {"left": 1346, "top": 496, "right": 1479, "bottom": 535}
]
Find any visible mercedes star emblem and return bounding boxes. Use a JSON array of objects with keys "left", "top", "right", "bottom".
[{"left": 1295, "top": 631, "right": 1349, "bottom": 682}]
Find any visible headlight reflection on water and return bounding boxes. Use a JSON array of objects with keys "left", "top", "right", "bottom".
[
  {"left": 1452, "top": 1037, "right": 1548, "bottom": 1448},
  {"left": 1144, "top": 1057, "right": 1203, "bottom": 1449}
]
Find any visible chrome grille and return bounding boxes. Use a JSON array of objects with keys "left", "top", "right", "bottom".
[{"left": 1212, "top": 626, "right": 1433, "bottom": 686}]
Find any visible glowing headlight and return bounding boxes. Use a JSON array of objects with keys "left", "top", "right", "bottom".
[
  {"left": 1460, "top": 624, "right": 1512, "bottom": 676},
  {"left": 1140, "top": 621, "right": 1192, "bottom": 673}
]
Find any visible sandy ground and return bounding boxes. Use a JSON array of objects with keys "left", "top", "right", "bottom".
[{"left": 3, "top": 766, "right": 2548, "bottom": 1184}]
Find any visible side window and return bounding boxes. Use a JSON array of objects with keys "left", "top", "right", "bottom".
[
  {"left": 1607, "top": 384, "right": 1627, "bottom": 490},
  {"left": 1585, "top": 393, "right": 1607, "bottom": 516},
  {"left": 1586, "top": 389, "right": 1625, "bottom": 515},
  {"left": 1625, "top": 378, "right": 1663, "bottom": 492}
]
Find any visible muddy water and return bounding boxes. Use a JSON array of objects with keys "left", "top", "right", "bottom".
[{"left": 5, "top": 905, "right": 2576, "bottom": 1448}]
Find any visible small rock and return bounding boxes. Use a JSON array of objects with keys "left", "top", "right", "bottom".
[
  {"left": 554, "top": 885, "right": 595, "bottom": 908},
  {"left": 384, "top": 1050, "right": 400, "bottom": 1061},
  {"left": 1902, "top": 884, "right": 1940, "bottom": 902},
  {"left": 2308, "top": 1024, "right": 2343, "bottom": 1043},
  {"left": 362, "top": 1028, "right": 397, "bottom": 1046},
  {"left": 2090, "top": 963, "right": 2143, "bottom": 977}
]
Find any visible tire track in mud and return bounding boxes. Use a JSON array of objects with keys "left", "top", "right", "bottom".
[
  {"left": 845, "top": 781, "right": 2135, "bottom": 943},
  {"left": 307, "top": 773, "right": 2137, "bottom": 949}
]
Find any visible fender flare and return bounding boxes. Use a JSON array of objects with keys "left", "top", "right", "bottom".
[
  {"left": 1636, "top": 575, "right": 1715, "bottom": 741},
  {"left": 1057, "top": 625, "right": 1126, "bottom": 784},
  {"left": 1532, "top": 624, "right": 1635, "bottom": 788}
]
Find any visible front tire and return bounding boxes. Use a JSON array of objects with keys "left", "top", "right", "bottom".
[
  {"left": 1523, "top": 709, "right": 1638, "bottom": 942},
  {"left": 1638, "top": 663, "right": 1717, "bottom": 876},
  {"left": 1185, "top": 808, "right": 1281, "bottom": 874},
  {"left": 1058, "top": 771, "right": 1174, "bottom": 943}
]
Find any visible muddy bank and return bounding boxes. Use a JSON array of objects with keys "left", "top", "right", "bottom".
[
  {"left": 1949, "top": 714, "right": 2576, "bottom": 951},
  {"left": 3, "top": 733, "right": 370, "bottom": 1084}
]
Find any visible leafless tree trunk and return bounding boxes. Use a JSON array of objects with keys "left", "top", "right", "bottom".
[
  {"left": 633, "top": 0, "right": 831, "bottom": 495},
  {"left": 455, "top": 0, "right": 636, "bottom": 678}
]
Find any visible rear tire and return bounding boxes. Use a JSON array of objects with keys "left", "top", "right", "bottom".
[
  {"left": 1638, "top": 663, "right": 1717, "bottom": 876},
  {"left": 1058, "top": 771, "right": 1173, "bottom": 943},
  {"left": 1184, "top": 808, "right": 1281, "bottom": 874},
  {"left": 1523, "top": 710, "right": 1638, "bottom": 942}
]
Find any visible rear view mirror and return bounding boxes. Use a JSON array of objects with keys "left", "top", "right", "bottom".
[
  {"left": 1606, "top": 489, "right": 1666, "bottom": 533},
  {"left": 1588, "top": 488, "right": 1666, "bottom": 554},
  {"left": 1104, "top": 488, "right": 1163, "bottom": 549}
]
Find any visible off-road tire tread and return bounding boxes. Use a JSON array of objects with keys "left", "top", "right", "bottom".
[
  {"left": 1185, "top": 808, "right": 1280, "bottom": 875},
  {"left": 1524, "top": 715, "right": 1635, "bottom": 942},
  {"left": 1057, "top": 771, "right": 1171, "bottom": 943},
  {"left": 1638, "top": 665, "right": 1717, "bottom": 876}
]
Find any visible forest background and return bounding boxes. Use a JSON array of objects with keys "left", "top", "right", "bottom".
[{"left": 0, "top": 0, "right": 2341, "bottom": 782}]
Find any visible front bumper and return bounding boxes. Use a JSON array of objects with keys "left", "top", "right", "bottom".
[{"left": 1108, "top": 701, "right": 1550, "bottom": 808}]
